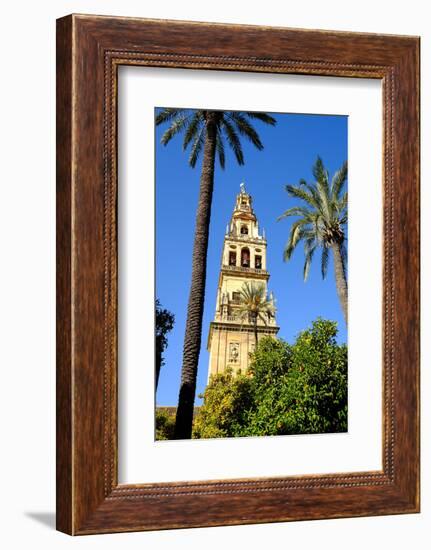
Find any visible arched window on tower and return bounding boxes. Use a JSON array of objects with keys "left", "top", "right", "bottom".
[
  {"left": 255, "top": 255, "right": 262, "bottom": 269},
  {"left": 229, "top": 251, "right": 237, "bottom": 266},
  {"left": 240, "top": 225, "right": 248, "bottom": 235},
  {"left": 241, "top": 247, "right": 250, "bottom": 268}
]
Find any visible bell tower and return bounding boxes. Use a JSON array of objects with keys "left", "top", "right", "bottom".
[{"left": 207, "top": 183, "right": 279, "bottom": 378}]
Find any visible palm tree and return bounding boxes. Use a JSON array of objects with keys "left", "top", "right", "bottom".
[
  {"left": 156, "top": 108, "right": 276, "bottom": 439},
  {"left": 237, "top": 281, "right": 275, "bottom": 347},
  {"left": 278, "top": 157, "right": 348, "bottom": 323}
]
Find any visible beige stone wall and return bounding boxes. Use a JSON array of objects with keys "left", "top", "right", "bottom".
[
  {"left": 222, "top": 275, "right": 260, "bottom": 295},
  {"left": 208, "top": 326, "right": 275, "bottom": 379},
  {"left": 220, "top": 275, "right": 268, "bottom": 300}
]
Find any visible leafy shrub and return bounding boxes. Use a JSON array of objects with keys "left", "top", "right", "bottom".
[
  {"left": 155, "top": 409, "right": 176, "bottom": 440},
  {"left": 192, "top": 369, "right": 254, "bottom": 439},
  {"left": 193, "top": 319, "right": 347, "bottom": 438}
]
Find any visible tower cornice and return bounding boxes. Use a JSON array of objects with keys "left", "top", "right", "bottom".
[
  {"left": 220, "top": 264, "right": 270, "bottom": 280},
  {"left": 224, "top": 235, "right": 267, "bottom": 246}
]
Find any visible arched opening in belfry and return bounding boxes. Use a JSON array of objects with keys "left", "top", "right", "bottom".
[
  {"left": 229, "top": 251, "right": 237, "bottom": 266},
  {"left": 241, "top": 247, "right": 250, "bottom": 267},
  {"left": 255, "top": 255, "right": 262, "bottom": 269},
  {"left": 240, "top": 224, "right": 248, "bottom": 235}
]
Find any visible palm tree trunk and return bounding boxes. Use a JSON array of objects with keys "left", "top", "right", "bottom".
[
  {"left": 174, "top": 117, "right": 217, "bottom": 439},
  {"left": 331, "top": 243, "right": 348, "bottom": 324}
]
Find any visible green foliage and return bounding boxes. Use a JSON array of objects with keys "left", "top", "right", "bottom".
[
  {"left": 192, "top": 369, "right": 254, "bottom": 439},
  {"left": 155, "top": 409, "right": 176, "bottom": 441},
  {"left": 192, "top": 319, "right": 347, "bottom": 439},
  {"left": 155, "top": 299, "right": 175, "bottom": 388},
  {"left": 247, "top": 319, "right": 347, "bottom": 435}
]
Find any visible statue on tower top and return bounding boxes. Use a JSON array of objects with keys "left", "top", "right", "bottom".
[{"left": 240, "top": 181, "right": 246, "bottom": 194}]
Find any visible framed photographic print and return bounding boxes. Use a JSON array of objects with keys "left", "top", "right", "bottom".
[{"left": 56, "top": 14, "right": 420, "bottom": 534}]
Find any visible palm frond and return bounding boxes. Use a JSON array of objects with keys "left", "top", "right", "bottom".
[
  {"left": 331, "top": 161, "right": 348, "bottom": 200},
  {"left": 237, "top": 282, "right": 273, "bottom": 318},
  {"left": 321, "top": 246, "right": 329, "bottom": 279},
  {"left": 215, "top": 129, "right": 226, "bottom": 170},
  {"left": 160, "top": 114, "right": 191, "bottom": 145},
  {"left": 182, "top": 111, "right": 203, "bottom": 150},
  {"left": 277, "top": 205, "right": 313, "bottom": 221},
  {"left": 302, "top": 181, "right": 325, "bottom": 212},
  {"left": 257, "top": 311, "right": 270, "bottom": 325},
  {"left": 283, "top": 219, "right": 310, "bottom": 261},
  {"left": 313, "top": 156, "right": 331, "bottom": 218},
  {"left": 338, "top": 191, "right": 348, "bottom": 213},
  {"left": 227, "top": 112, "right": 263, "bottom": 150},
  {"left": 155, "top": 108, "right": 187, "bottom": 126},
  {"left": 303, "top": 239, "right": 317, "bottom": 281},
  {"left": 188, "top": 126, "right": 205, "bottom": 168},
  {"left": 244, "top": 112, "right": 277, "bottom": 126},
  {"left": 285, "top": 184, "right": 320, "bottom": 210},
  {"left": 312, "top": 156, "right": 329, "bottom": 188},
  {"left": 220, "top": 117, "right": 244, "bottom": 165},
  {"left": 312, "top": 157, "right": 332, "bottom": 219}
]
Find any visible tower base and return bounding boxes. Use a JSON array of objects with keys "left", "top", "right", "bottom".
[{"left": 207, "top": 321, "right": 279, "bottom": 380}]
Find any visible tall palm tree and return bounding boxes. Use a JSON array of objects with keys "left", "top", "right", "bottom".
[
  {"left": 237, "top": 281, "right": 275, "bottom": 347},
  {"left": 278, "top": 157, "right": 348, "bottom": 323},
  {"left": 156, "top": 108, "right": 276, "bottom": 439}
]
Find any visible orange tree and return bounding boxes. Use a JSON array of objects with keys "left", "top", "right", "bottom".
[{"left": 193, "top": 319, "right": 347, "bottom": 438}]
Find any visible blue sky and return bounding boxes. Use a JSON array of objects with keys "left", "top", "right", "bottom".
[{"left": 155, "top": 110, "right": 348, "bottom": 406}]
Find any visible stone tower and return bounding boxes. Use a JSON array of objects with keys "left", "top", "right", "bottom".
[{"left": 206, "top": 183, "right": 279, "bottom": 378}]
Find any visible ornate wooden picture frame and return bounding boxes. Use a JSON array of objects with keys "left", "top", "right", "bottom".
[{"left": 56, "top": 14, "right": 420, "bottom": 535}]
